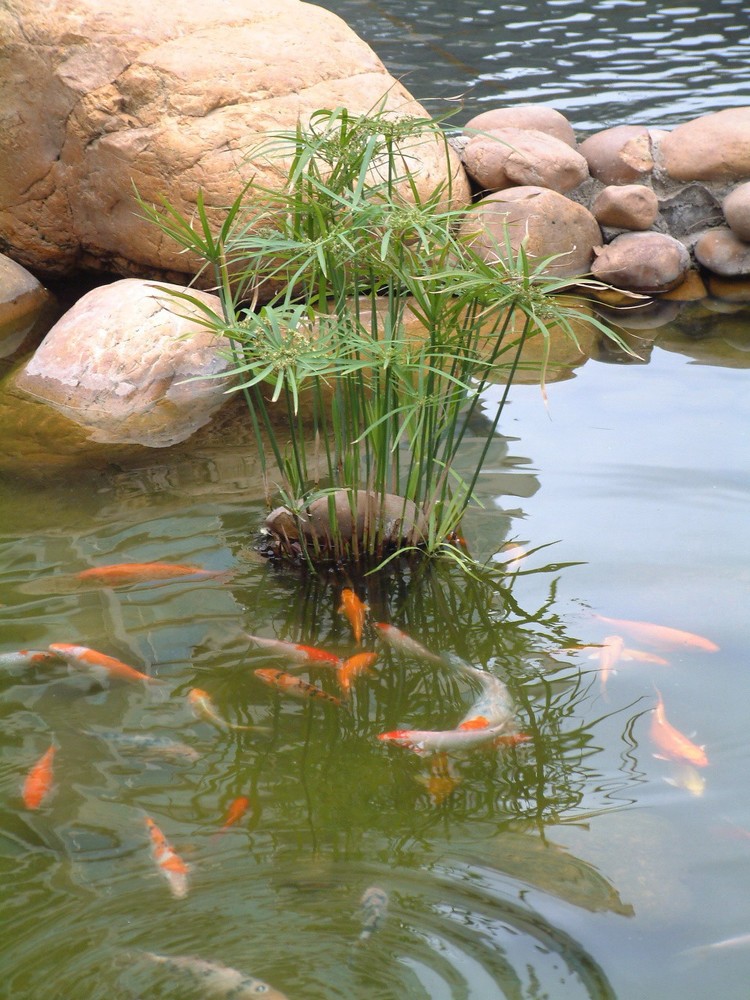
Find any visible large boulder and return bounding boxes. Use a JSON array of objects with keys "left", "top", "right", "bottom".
[
  {"left": 659, "top": 108, "right": 750, "bottom": 182},
  {"left": 12, "top": 278, "right": 235, "bottom": 446},
  {"left": 0, "top": 0, "right": 469, "bottom": 283},
  {"left": 459, "top": 186, "right": 602, "bottom": 278}
]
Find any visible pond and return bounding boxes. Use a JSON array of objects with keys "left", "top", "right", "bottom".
[{"left": 3, "top": 4, "right": 750, "bottom": 1000}]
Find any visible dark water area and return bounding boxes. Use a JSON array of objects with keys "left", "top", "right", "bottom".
[
  {"left": 3, "top": 6, "right": 750, "bottom": 1000},
  {"left": 315, "top": 0, "right": 750, "bottom": 130}
]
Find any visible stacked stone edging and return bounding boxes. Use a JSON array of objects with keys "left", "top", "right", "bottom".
[{"left": 459, "top": 105, "right": 750, "bottom": 298}]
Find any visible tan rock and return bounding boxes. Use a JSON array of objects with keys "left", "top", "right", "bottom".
[
  {"left": 723, "top": 182, "right": 750, "bottom": 241},
  {"left": 694, "top": 227, "right": 750, "bottom": 277},
  {"left": 591, "top": 232, "right": 690, "bottom": 293},
  {"left": 592, "top": 185, "right": 659, "bottom": 230},
  {"left": 459, "top": 187, "right": 601, "bottom": 278},
  {"left": 0, "top": 254, "right": 50, "bottom": 328},
  {"left": 0, "top": 0, "right": 469, "bottom": 284},
  {"left": 463, "top": 105, "right": 577, "bottom": 149},
  {"left": 462, "top": 127, "right": 589, "bottom": 194},
  {"left": 706, "top": 274, "right": 750, "bottom": 304},
  {"left": 660, "top": 270, "right": 708, "bottom": 301},
  {"left": 579, "top": 126, "right": 654, "bottom": 184},
  {"left": 659, "top": 108, "right": 750, "bottom": 182},
  {"left": 13, "top": 279, "right": 235, "bottom": 446}
]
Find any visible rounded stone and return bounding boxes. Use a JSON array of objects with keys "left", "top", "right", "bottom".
[
  {"left": 579, "top": 126, "right": 654, "bottom": 184},
  {"left": 463, "top": 105, "right": 578, "bottom": 149},
  {"left": 0, "top": 254, "right": 49, "bottom": 327},
  {"left": 722, "top": 182, "right": 750, "bottom": 242},
  {"left": 13, "top": 278, "right": 235, "bottom": 447},
  {"left": 462, "top": 127, "right": 589, "bottom": 194},
  {"left": 694, "top": 227, "right": 750, "bottom": 277},
  {"left": 459, "top": 186, "right": 601, "bottom": 278},
  {"left": 590, "top": 232, "right": 691, "bottom": 293},
  {"left": 592, "top": 185, "right": 660, "bottom": 230},
  {"left": 659, "top": 108, "right": 750, "bottom": 182}
]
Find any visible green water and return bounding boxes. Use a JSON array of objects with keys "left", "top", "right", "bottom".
[{"left": 2, "top": 307, "right": 750, "bottom": 999}]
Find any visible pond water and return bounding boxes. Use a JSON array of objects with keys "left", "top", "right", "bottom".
[{"left": 3, "top": 5, "right": 750, "bottom": 1000}]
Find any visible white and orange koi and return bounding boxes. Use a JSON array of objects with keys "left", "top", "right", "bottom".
[
  {"left": 594, "top": 615, "right": 719, "bottom": 652},
  {"left": 337, "top": 652, "right": 378, "bottom": 697},
  {"left": 415, "top": 752, "right": 462, "bottom": 805},
  {"left": 378, "top": 719, "right": 517, "bottom": 755},
  {"left": 140, "top": 951, "right": 288, "bottom": 998},
  {"left": 188, "top": 688, "right": 267, "bottom": 732},
  {"left": 0, "top": 649, "right": 62, "bottom": 670},
  {"left": 245, "top": 633, "right": 341, "bottom": 668},
  {"left": 338, "top": 588, "right": 368, "bottom": 643},
  {"left": 48, "top": 642, "right": 159, "bottom": 685},
  {"left": 374, "top": 623, "right": 442, "bottom": 663},
  {"left": 22, "top": 744, "right": 56, "bottom": 809},
  {"left": 144, "top": 816, "right": 189, "bottom": 899},
  {"left": 254, "top": 668, "right": 343, "bottom": 708},
  {"left": 650, "top": 688, "right": 708, "bottom": 768}
]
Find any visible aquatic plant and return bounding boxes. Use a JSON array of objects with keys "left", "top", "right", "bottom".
[{"left": 139, "top": 103, "right": 623, "bottom": 569}]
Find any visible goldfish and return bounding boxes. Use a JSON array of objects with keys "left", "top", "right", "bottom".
[
  {"left": 650, "top": 688, "right": 708, "bottom": 768},
  {"left": 586, "top": 635, "right": 670, "bottom": 693},
  {"left": 74, "top": 562, "right": 228, "bottom": 586},
  {"left": 594, "top": 614, "right": 719, "bottom": 652},
  {"left": 663, "top": 764, "right": 706, "bottom": 797},
  {"left": 140, "top": 951, "right": 288, "bottom": 999},
  {"left": 218, "top": 795, "right": 251, "bottom": 833},
  {"left": 378, "top": 719, "right": 517, "bottom": 755},
  {"left": 144, "top": 816, "right": 189, "bottom": 899},
  {"left": 188, "top": 688, "right": 267, "bottom": 732},
  {"left": 254, "top": 668, "right": 343, "bottom": 708},
  {"left": 415, "top": 752, "right": 462, "bottom": 805},
  {"left": 245, "top": 633, "right": 341, "bottom": 667},
  {"left": 0, "top": 649, "right": 63, "bottom": 670},
  {"left": 374, "top": 623, "right": 442, "bottom": 663},
  {"left": 338, "top": 588, "right": 368, "bottom": 643},
  {"left": 337, "top": 652, "right": 378, "bottom": 697},
  {"left": 358, "top": 886, "right": 389, "bottom": 944},
  {"left": 22, "top": 744, "right": 56, "bottom": 809},
  {"left": 47, "top": 642, "right": 159, "bottom": 685},
  {"left": 85, "top": 729, "right": 200, "bottom": 762}
]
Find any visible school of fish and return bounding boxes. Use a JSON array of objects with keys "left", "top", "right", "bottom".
[{"left": 5, "top": 557, "right": 724, "bottom": 995}]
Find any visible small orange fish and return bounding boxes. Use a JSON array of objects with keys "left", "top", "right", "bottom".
[
  {"left": 338, "top": 588, "right": 368, "bottom": 643},
  {"left": 246, "top": 634, "right": 342, "bottom": 668},
  {"left": 254, "top": 668, "right": 343, "bottom": 707},
  {"left": 337, "top": 652, "right": 378, "bottom": 697},
  {"left": 48, "top": 643, "right": 158, "bottom": 684},
  {"left": 74, "top": 562, "right": 227, "bottom": 586},
  {"left": 415, "top": 752, "right": 461, "bottom": 805},
  {"left": 145, "top": 816, "right": 189, "bottom": 898},
  {"left": 650, "top": 688, "right": 708, "bottom": 768},
  {"left": 23, "top": 744, "right": 56, "bottom": 809},
  {"left": 218, "top": 795, "right": 251, "bottom": 833},
  {"left": 594, "top": 615, "right": 719, "bottom": 652}
]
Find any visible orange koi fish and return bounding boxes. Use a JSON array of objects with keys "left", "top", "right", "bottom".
[
  {"left": 245, "top": 634, "right": 341, "bottom": 667},
  {"left": 22, "top": 744, "right": 56, "bottom": 809},
  {"left": 74, "top": 562, "right": 228, "bottom": 586},
  {"left": 650, "top": 688, "right": 708, "bottom": 768},
  {"left": 337, "top": 652, "right": 378, "bottom": 697},
  {"left": 0, "top": 649, "right": 62, "bottom": 670},
  {"left": 187, "top": 689, "right": 266, "bottom": 732},
  {"left": 374, "top": 623, "right": 442, "bottom": 663},
  {"left": 48, "top": 643, "right": 159, "bottom": 684},
  {"left": 586, "top": 635, "right": 670, "bottom": 693},
  {"left": 218, "top": 796, "right": 251, "bottom": 833},
  {"left": 144, "top": 816, "right": 189, "bottom": 899},
  {"left": 254, "top": 668, "right": 343, "bottom": 707},
  {"left": 594, "top": 614, "right": 719, "bottom": 652},
  {"left": 338, "top": 588, "right": 368, "bottom": 643},
  {"left": 141, "top": 951, "right": 289, "bottom": 999},
  {"left": 415, "top": 752, "right": 462, "bottom": 805}
]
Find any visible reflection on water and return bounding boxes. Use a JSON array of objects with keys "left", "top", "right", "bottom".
[{"left": 315, "top": 0, "right": 750, "bottom": 130}]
